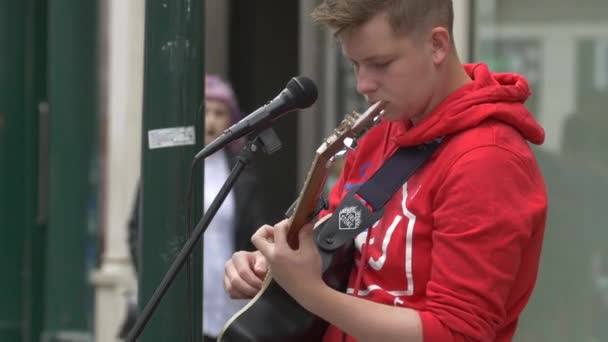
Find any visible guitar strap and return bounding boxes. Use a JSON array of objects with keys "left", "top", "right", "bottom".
[{"left": 314, "top": 138, "right": 442, "bottom": 271}]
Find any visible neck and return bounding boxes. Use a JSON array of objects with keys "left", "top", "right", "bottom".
[{"left": 411, "top": 55, "right": 472, "bottom": 125}]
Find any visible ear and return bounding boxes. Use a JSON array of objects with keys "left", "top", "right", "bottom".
[{"left": 429, "top": 27, "right": 451, "bottom": 65}]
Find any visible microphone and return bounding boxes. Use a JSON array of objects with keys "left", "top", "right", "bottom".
[{"left": 194, "top": 76, "right": 318, "bottom": 160}]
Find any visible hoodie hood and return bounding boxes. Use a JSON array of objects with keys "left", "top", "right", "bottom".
[{"left": 391, "top": 63, "right": 545, "bottom": 147}]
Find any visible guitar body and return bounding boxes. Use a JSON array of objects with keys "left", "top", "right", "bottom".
[
  {"left": 217, "top": 102, "right": 385, "bottom": 342},
  {"left": 219, "top": 278, "right": 326, "bottom": 342},
  {"left": 218, "top": 238, "right": 353, "bottom": 342}
]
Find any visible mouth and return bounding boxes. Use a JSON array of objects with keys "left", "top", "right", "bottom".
[
  {"left": 365, "top": 95, "right": 382, "bottom": 104},
  {"left": 367, "top": 98, "right": 385, "bottom": 106},
  {"left": 205, "top": 130, "right": 219, "bottom": 143}
]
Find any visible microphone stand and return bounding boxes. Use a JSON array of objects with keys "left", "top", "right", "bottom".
[{"left": 126, "top": 127, "right": 282, "bottom": 342}]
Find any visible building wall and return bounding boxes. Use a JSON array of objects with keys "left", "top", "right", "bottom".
[{"left": 204, "top": 0, "right": 229, "bottom": 76}]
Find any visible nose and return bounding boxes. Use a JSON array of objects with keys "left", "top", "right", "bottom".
[
  {"left": 355, "top": 67, "right": 378, "bottom": 96},
  {"left": 205, "top": 112, "right": 213, "bottom": 126}
]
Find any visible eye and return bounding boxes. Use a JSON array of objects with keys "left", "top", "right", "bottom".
[{"left": 371, "top": 60, "right": 391, "bottom": 70}]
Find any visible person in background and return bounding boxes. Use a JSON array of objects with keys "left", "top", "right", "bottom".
[
  {"left": 202, "top": 74, "right": 269, "bottom": 342},
  {"left": 119, "top": 75, "right": 269, "bottom": 341}
]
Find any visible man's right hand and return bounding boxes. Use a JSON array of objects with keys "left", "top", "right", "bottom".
[{"left": 224, "top": 250, "right": 268, "bottom": 299}]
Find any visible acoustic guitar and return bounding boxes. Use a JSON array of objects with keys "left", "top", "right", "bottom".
[{"left": 217, "top": 101, "right": 386, "bottom": 342}]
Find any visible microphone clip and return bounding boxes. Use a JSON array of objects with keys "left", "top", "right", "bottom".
[
  {"left": 249, "top": 127, "right": 282, "bottom": 155},
  {"left": 236, "top": 127, "right": 283, "bottom": 165}
]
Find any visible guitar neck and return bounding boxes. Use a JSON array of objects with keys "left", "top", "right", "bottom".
[{"left": 287, "top": 153, "right": 330, "bottom": 248}]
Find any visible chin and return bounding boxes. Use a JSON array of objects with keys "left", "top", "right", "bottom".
[{"left": 382, "top": 111, "right": 404, "bottom": 122}]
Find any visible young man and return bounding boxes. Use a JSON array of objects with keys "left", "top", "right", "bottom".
[{"left": 223, "top": 1, "right": 548, "bottom": 341}]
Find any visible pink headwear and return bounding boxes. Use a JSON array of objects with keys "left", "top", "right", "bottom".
[{"left": 205, "top": 74, "right": 241, "bottom": 124}]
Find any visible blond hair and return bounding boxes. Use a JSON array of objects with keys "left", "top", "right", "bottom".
[{"left": 311, "top": 0, "right": 453, "bottom": 38}]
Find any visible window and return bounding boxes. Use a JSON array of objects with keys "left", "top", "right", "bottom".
[{"left": 472, "top": 1, "right": 608, "bottom": 340}]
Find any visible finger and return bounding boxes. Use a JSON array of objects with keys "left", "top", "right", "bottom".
[
  {"left": 225, "top": 258, "right": 262, "bottom": 298},
  {"left": 228, "top": 275, "right": 260, "bottom": 299},
  {"left": 223, "top": 262, "right": 243, "bottom": 296},
  {"left": 298, "top": 222, "right": 316, "bottom": 249},
  {"left": 223, "top": 272, "right": 232, "bottom": 294},
  {"left": 276, "top": 218, "right": 290, "bottom": 226},
  {"left": 252, "top": 253, "right": 269, "bottom": 278},
  {"left": 299, "top": 222, "right": 314, "bottom": 239},
  {"left": 254, "top": 224, "right": 275, "bottom": 240},
  {"left": 233, "top": 252, "right": 264, "bottom": 288},
  {"left": 251, "top": 225, "right": 275, "bottom": 257},
  {"left": 273, "top": 220, "right": 288, "bottom": 246}
]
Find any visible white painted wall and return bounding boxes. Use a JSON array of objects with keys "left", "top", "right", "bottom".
[
  {"left": 91, "top": 0, "right": 145, "bottom": 340},
  {"left": 453, "top": 0, "right": 471, "bottom": 62}
]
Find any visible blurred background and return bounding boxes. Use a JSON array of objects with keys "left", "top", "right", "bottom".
[{"left": 1, "top": 0, "right": 607, "bottom": 341}]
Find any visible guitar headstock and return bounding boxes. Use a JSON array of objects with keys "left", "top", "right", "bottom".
[{"left": 316, "top": 101, "right": 386, "bottom": 162}]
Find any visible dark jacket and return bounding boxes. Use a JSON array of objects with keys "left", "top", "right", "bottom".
[
  {"left": 127, "top": 150, "right": 268, "bottom": 272},
  {"left": 225, "top": 150, "right": 267, "bottom": 252}
]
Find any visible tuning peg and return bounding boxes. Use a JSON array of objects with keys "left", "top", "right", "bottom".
[
  {"left": 373, "top": 110, "right": 384, "bottom": 124},
  {"left": 343, "top": 137, "right": 358, "bottom": 150},
  {"left": 327, "top": 148, "right": 348, "bottom": 167}
]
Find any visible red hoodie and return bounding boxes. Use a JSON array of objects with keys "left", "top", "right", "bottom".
[{"left": 321, "top": 63, "right": 548, "bottom": 342}]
